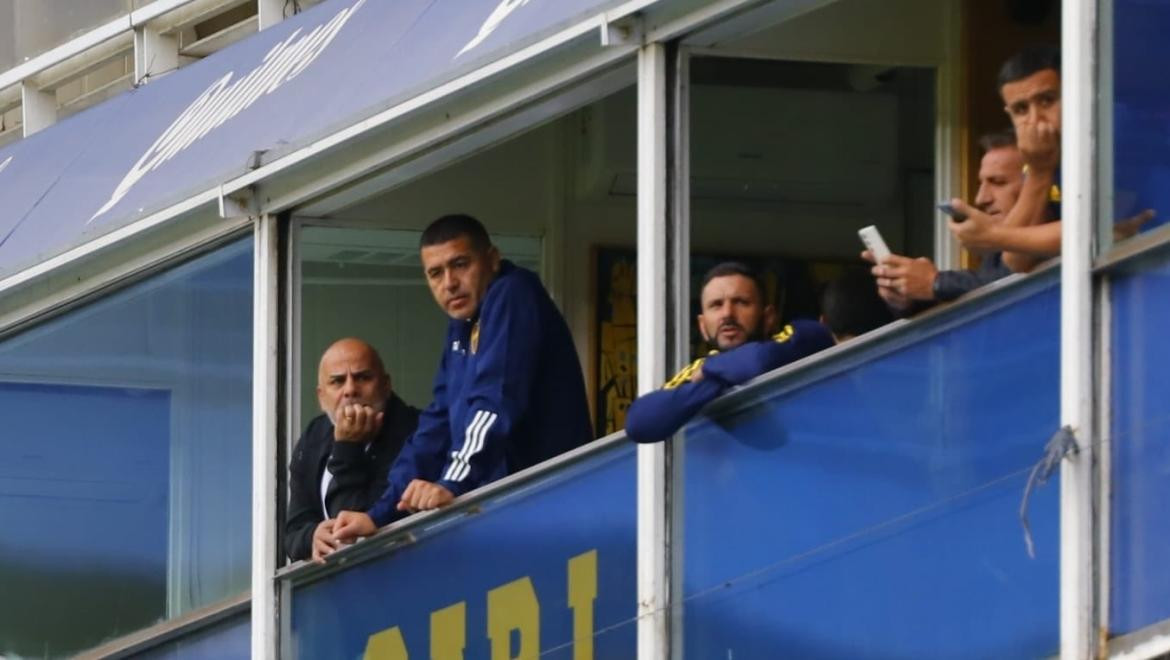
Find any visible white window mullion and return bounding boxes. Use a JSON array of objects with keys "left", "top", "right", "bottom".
[
  {"left": 636, "top": 41, "right": 670, "bottom": 660},
  {"left": 1061, "top": 0, "right": 1099, "bottom": 657},
  {"left": 251, "top": 213, "right": 280, "bottom": 660}
]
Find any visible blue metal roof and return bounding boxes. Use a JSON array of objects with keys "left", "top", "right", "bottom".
[{"left": 0, "top": 0, "right": 631, "bottom": 279}]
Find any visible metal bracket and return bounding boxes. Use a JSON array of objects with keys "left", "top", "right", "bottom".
[
  {"left": 600, "top": 13, "right": 644, "bottom": 47},
  {"left": 219, "top": 184, "right": 258, "bottom": 219}
]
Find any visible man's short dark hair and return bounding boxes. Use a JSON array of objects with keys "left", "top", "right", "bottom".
[
  {"left": 820, "top": 270, "right": 894, "bottom": 339},
  {"left": 978, "top": 128, "right": 1017, "bottom": 154},
  {"left": 420, "top": 214, "right": 492, "bottom": 252},
  {"left": 699, "top": 262, "right": 768, "bottom": 305},
  {"left": 997, "top": 46, "right": 1061, "bottom": 90}
]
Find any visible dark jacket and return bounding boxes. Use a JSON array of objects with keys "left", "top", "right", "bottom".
[
  {"left": 284, "top": 393, "right": 419, "bottom": 560},
  {"left": 625, "top": 319, "right": 835, "bottom": 443},
  {"left": 367, "top": 261, "right": 592, "bottom": 526},
  {"left": 932, "top": 252, "right": 1012, "bottom": 302}
]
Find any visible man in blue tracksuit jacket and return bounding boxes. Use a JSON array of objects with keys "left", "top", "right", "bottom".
[
  {"left": 625, "top": 262, "right": 834, "bottom": 443},
  {"left": 334, "top": 215, "right": 592, "bottom": 538}
]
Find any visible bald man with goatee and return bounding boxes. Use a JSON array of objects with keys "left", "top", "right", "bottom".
[{"left": 284, "top": 338, "right": 419, "bottom": 562}]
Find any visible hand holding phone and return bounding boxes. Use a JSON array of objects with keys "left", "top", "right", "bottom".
[
  {"left": 938, "top": 202, "right": 968, "bottom": 222},
  {"left": 858, "top": 225, "right": 891, "bottom": 263}
]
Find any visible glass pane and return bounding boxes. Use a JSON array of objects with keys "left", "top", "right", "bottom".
[
  {"left": 1104, "top": 0, "right": 1170, "bottom": 251},
  {"left": 0, "top": 0, "right": 13, "bottom": 73},
  {"left": 1110, "top": 248, "right": 1170, "bottom": 636},
  {"left": 0, "top": 239, "right": 253, "bottom": 658},
  {"left": 288, "top": 443, "right": 636, "bottom": 658},
  {"left": 12, "top": 0, "right": 131, "bottom": 61},
  {"left": 133, "top": 611, "right": 250, "bottom": 660},
  {"left": 681, "top": 276, "right": 1061, "bottom": 657},
  {"left": 296, "top": 226, "right": 541, "bottom": 436}
]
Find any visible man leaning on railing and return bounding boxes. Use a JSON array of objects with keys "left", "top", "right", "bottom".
[
  {"left": 624, "top": 262, "right": 834, "bottom": 443},
  {"left": 286, "top": 338, "right": 419, "bottom": 563},
  {"left": 331, "top": 214, "right": 593, "bottom": 547}
]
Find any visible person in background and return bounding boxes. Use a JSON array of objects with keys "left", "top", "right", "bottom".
[
  {"left": 285, "top": 338, "right": 418, "bottom": 563},
  {"left": 867, "top": 130, "right": 1023, "bottom": 312},
  {"left": 624, "top": 262, "right": 834, "bottom": 443},
  {"left": 945, "top": 47, "right": 1151, "bottom": 272},
  {"left": 820, "top": 269, "right": 896, "bottom": 343}
]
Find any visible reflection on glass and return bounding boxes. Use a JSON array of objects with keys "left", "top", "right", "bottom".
[
  {"left": 1110, "top": 252, "right": 1170, "bottom": 636},
  {"left": 134, "top": 611, "right": 250, "bottom": 660},
  {"left": 0, "top": 239, "right": 252, "bottom": 658},
  {"left": 681, "top": 279, "right": 1061, "bottom": 657},
  {"left": 11, "top": 0, "right": 131, "bottom": 61},
  {"left": 1107, "top": 0, "right": 1170, "bottom": 249}
]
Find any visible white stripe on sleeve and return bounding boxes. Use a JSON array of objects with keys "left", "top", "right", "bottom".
[
  {"left": 451, "top": 411, "right": 496, "bottom": 483},
  {"left": 445, "top": 410, "right": 487, "bottom": 481}
]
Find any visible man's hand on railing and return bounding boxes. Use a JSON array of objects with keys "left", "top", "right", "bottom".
[
  {"left": 1114, "top": 208, "right": 1156, "bottom": 241},
  {"left": 397, "top": 479, "right": 454, "bottom": 513},
  {"left": 332, "top": 511, "right": 377, "bottom": 545},
  {"left": 312, "top": 519, "right": 348, "bottom": 564}
]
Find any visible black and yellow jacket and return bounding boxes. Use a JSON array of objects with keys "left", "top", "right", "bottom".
[{"left": 624, "top": 319, "right": 834, "bottom": 443}]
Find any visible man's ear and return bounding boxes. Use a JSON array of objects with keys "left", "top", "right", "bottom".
[
  {"left": 316, "top": 385, "right": 327, "bottom": 413},
  {"left": 488, "top": 245, "right": 501, "bottom": 272},
  {"left": 697, "top": 315, "right": 710, "bottom": 343}
]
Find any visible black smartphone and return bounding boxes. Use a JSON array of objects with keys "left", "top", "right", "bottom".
[{"left": 938, "top": 202, "right": 968, "bottom": 222}]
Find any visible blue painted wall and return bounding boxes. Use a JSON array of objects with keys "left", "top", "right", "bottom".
[
  {"left": 290, "top": 446, "right": 638, "bottom": 659},
  {"left": 1110, "top": 249, "right": 1170, "bottom": 635},
  {"left": 681, "top": 283, "right": 1062, "bottom": 658}
]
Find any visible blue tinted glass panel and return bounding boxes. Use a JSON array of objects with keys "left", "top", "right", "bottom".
[
  {"left": 290, "top": 444, "right": 636, "bottom": 659},
  {"left": 0, "top": 239, "right": 252, "bottom": 658},
  {"left": 1108, "top": 1, "right": 1170, "bottom": 246},
  {"left": 1110, "top": 249, "right": 1170, "bottom": 635},
  {"left": 133, "top": 611, "right": 249, "bottom": 660},
  {"left": 682, "top": 280, "right": 1061, "bottom": 658}
]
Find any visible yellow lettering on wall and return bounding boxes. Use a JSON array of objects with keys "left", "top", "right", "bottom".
[
  {"left": 487, "top": 576, "right": 540, "bottom": 660},
  {"left": 364, "top": 626, "right": 408, "bottom": 660},
  {"left": 567, "top": 550, "right": 598, "bottom": 660},
  {"left": 430, "top": 601, "right": 467, "bottom": 660}
]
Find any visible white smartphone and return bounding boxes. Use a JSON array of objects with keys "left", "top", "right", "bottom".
[{"left": 858, "top": 225, "right": 891, "bottom": 263}]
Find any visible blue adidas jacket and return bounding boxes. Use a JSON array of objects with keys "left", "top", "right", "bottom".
[
  {"left": 367, "top": 261, "right": 593, "bottom": 526},
  {"left": 624, "top": 319, "right": 834, "bottom": 443}
]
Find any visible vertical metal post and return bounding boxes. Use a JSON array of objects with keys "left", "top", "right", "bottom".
[
  {"left": 20, "top": 81, "right": 56, "bottom": 137},
  {"left": 933, "top": 0, "right": 963, "bottom": 270},
  {"left": 134, "top": 24, "right": 179, "bottom": 85},
  {"left": 637, "top": 42, "right": 670, "bottom": 660},
  {"left": 257, "top": 0, "right": 287, "bottom": 30},
  {"left": 252, "top": 213, "right": 280, "bottom": 660},
  {"left": 668, "top": 44, "right": 691, "bottom": 660},
  {"left": 1061, "top": 0, "right": 1097, "bottom": 657},
  {"left": 1095, "top": 275, "right": 1112, "bottom": 658},
  {"left": 1093, "top": 1, "right": 1114, "bottom": 652}
]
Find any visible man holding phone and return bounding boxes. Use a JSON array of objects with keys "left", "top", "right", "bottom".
[
  {"left": 943, "top": 47, "right": 1153, "bottom": 272},
  {"left": 865, "top": 130, "right": 1023, "bottom": 311},
  {"left": 943, "top": 47, "right": 1063, "bottom": 273}
]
